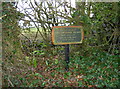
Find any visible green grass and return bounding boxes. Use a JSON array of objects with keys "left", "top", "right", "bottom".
[
  {"left": 20, "top": 27, "right": 50, "bottom": 41},
  {"left": 20, "top": 27, "right": 44, "bottom": 41},
  {"left": 22, "top": 27, "right": 42, "bottom": 33}
]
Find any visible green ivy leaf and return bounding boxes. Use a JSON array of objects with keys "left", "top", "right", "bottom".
[
  {"left": 55, "top": 59, "right": 58, "bottom": 64},
  {"left": 46, "top": 60, "right": 49, "bottom": 66},
  {"left": 33, "top": 58, "right": 37, "bottom": 68}
]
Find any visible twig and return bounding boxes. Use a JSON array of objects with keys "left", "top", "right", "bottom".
[{"left": 8, "top": 77, "right": 14, "bottom": 87}]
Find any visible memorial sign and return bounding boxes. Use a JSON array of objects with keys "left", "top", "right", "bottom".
[
  {"left": 52, "top": 26, "right": 84, "bottom": 71},
  {"left": 52, "top": 26, "right": 84, "bottom": 45}
]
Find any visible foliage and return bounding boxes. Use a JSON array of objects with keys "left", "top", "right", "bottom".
[
  {"left": 2, "top": 1, "right": 120, "bottom": 88},
  {"left": 2, "top": 2, "right": 24, "bottom": 60},
  {"left": 3, "top": 47, "right": 119, "bottom": 88},
  {"left": 70, "top": 47, "right": 119, "bottom": 87},
  {"left": 90, "top": 2, "right": 120, "bottom": 54},
  {"left": 19, "top": 1, "right": 120, "bottom": 55},
  {"left": 2, "top": 2, "right": 25, "bottom": 87}
]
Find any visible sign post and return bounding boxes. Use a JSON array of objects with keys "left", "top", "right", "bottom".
[
  {"left": 52, "top": 26, "right": 84, "bottom": 71},
  {"left": 65, "top": 44, "right": 69, "bottom": 71}
]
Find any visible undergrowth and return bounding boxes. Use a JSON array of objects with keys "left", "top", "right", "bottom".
[{"left": 2, "top": 47, "right": 119, "bottom": 88}]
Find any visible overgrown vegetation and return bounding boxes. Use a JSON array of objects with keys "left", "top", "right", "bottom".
[{"left": 2, "top": 1, "right": 120, "bottom": 88}]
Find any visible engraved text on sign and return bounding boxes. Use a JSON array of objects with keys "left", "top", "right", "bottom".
[{"left": 52, "top": 26, "right": 84, "bottom": 45}]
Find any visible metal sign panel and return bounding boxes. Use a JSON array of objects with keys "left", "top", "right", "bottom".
[{"left": 52, "top": 26, "right": 84, "bottom": 45}]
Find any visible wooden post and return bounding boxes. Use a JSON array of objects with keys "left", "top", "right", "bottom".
[{"left": 65, "top": 44, "right": 69, "bottom": 71}]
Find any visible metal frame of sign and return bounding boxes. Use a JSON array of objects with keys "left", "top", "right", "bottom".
[{"left": 52, "top": 26, "right": 84, "bottom": 45}]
